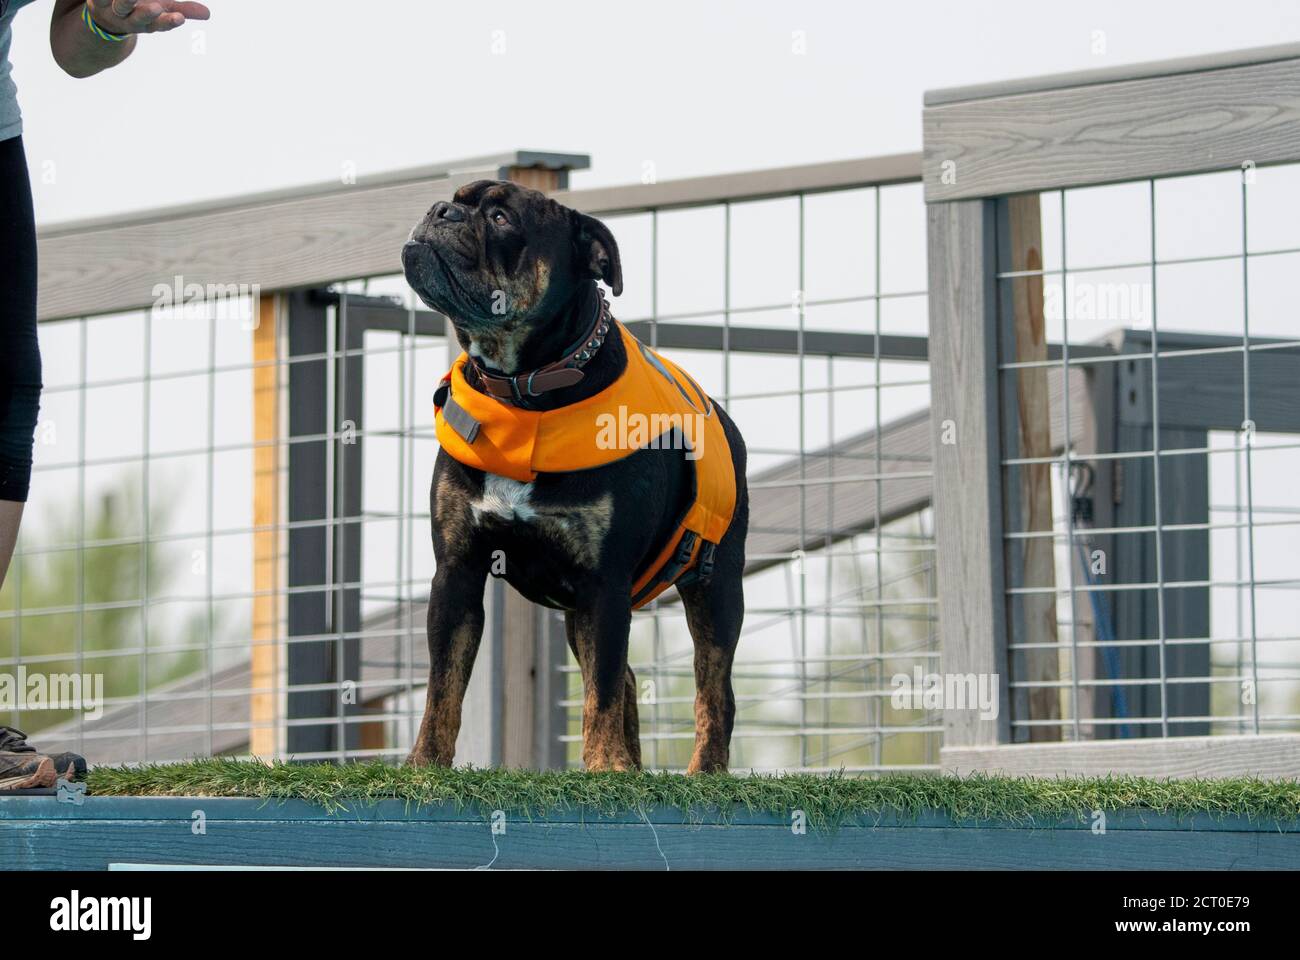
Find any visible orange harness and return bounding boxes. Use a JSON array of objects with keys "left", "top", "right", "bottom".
[{"left": 434, "top": 321, "right": 737, "bottom": 608}]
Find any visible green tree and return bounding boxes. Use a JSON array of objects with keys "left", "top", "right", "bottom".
[{"left": 0, "top": 474, "right": 209, "bottom": 733}]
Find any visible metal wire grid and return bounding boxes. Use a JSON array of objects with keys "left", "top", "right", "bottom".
[
  {"left": 4, "top": 299, "right": 468, "bottom": 762},
  {"left": 552, "top": 186, "right": 940, "bottom": 773},
  {"left": 1, "top": 181, "right": 940, "bottom": 771},
  {"left": 996, "top": 170, "right": 1300, "bottom": 740},
  {"left": 4, "top": 301, "right": 251, "bottom": 761}
]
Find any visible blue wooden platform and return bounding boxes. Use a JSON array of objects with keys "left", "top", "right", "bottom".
[{"left": 1, "top": 796, "right": 1296, "bottom": 869}]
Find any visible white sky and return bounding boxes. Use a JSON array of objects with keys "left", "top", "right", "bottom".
[{"left": 8, "top": 0, "right": 1300, "bottom": 224}]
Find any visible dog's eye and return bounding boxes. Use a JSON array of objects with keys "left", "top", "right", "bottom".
[{"left": 491, "top": 210, "right": 510, "bottom": 226}]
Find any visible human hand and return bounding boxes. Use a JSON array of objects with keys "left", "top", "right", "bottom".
[{"left": 85, "top": 0, "right": 211, "bottom": 35}]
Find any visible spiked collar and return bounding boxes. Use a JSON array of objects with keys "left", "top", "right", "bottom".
[{"left": 467, "top": 291, "right": 613, "bottom": 407}]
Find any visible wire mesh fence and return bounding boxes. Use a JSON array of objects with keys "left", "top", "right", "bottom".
[
  {"left": 5, "top": 294, "right": 266, "bottom": 761},
  {"left": 10, "top": 96, "right": 1299, "bottom": 775},
  {"left": 996, "top": 164, "right": 1300, "bottom": 742},
  {"left": 1, "top": 168, "right": 943, "bottom": 773},
  {"left": 569, "top": 186, "right": 939, "bottom": 772}
]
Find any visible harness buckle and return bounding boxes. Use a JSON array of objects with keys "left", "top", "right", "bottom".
[
  {"left": 674, "top": 531, "right": 698, "bottom": 567},
  {"left": 698, "top": 542, "right": 717, "bottom": 583}
]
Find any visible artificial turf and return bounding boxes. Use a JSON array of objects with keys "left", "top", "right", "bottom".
[{"left": 84, "top": 759, "right": 1300, "bottom": 829}]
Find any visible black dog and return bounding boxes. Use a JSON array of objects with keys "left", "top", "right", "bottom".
[{"left": 401, "top": 180, "right": 748, "bottom": 772}]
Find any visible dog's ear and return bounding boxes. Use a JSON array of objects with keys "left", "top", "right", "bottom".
[
  {"left": 453, "top": 179, "right": 498, "bottom": 206},
  {"left": 571, "top": 211, "right": 623, "bottom": 297}
]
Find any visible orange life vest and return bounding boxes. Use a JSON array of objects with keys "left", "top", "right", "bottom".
[{"left": 434, "top": 321, "right": 737, "bottom": 608}]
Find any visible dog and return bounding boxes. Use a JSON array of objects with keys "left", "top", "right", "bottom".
[{"left": 400, "top": 179, "right": 748, "bottom": 773}]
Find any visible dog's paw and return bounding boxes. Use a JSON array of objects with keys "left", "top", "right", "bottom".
[
  {"left": 685, "top": 753, "right": 729, "bottom": 775},
  {"left": 404, "top": 749, "right": 440, "bottom": 768},
  {"left": 585, "top": 760, "right": 634, "bottom": 773},
  {"left": 583, "top": 747, "right": 637, "bottom": 773}
]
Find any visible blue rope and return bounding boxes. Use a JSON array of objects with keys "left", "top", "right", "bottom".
[{"left": 1075, "top": 538, "right": 1132, "bottom": 738}]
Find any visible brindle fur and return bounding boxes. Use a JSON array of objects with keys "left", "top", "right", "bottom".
[{"left": 402, "top": 180, "right": 748, "bottom": 772}]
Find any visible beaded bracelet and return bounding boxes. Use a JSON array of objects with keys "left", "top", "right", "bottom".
[{"left": 82, "top": 3, "right": 128, "bottom": 43}]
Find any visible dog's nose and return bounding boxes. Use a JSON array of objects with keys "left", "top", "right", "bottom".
[{"left": 432, "top": 201, "right": 465, "bottom": 223}]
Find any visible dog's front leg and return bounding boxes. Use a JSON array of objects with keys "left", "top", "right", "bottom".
[
  {"left": 570, "top": 590, "right": 636, "bottom": 772},
  {"left": 407, "top": 560, "right": 488, "bottom": 766}
]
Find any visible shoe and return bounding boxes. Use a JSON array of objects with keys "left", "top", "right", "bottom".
[
  {"left": 0, "top": 726, "right": 57, "bottom": 790},
  {"left": 49, "top": 750, "right": 87, "bottom": 780}
]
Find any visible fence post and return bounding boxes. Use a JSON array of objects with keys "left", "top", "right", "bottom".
[
  {"left": 926, "top": 199, "right": 1012, "bottom": 754},
  {"left": 285, "top": 290, "right": 337, "bottom": 757},
  {"left": 493, "top": 163, "right": 572, "bottom": 769},
  {"left": 250, "top": 293, "right": 281, "bottom": 758},
  {"left": 996, "top": 194, "right": 1063, "bottom": 741}
]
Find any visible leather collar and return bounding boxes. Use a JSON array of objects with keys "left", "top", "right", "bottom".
[{"left": 468, "top": 291, "right": 612, "bottom": 406}]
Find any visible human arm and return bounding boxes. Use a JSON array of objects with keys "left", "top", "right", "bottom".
[{"left": 50, "top": 0, "right": 210, "bottom": 79}]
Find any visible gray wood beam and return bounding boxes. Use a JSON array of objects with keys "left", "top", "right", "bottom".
[
  {"left": 35, "top": 151, "right": 589, "bottom": 323},
  {"left": 927, "top": 199, "right": 1011, "bottom": 748},
  {"left": 554, "top": 153, "right": 921, "bottom": 216},
  {"left": 925, "top": 42, "right": 1300, "bottom": 106},
  {"left": 924, "top": 47, "right": 1300, "bottom": 202}
]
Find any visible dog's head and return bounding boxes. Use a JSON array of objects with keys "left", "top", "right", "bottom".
[{"left": 402, "top": 180, "right": 621, "bottom": 358}]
